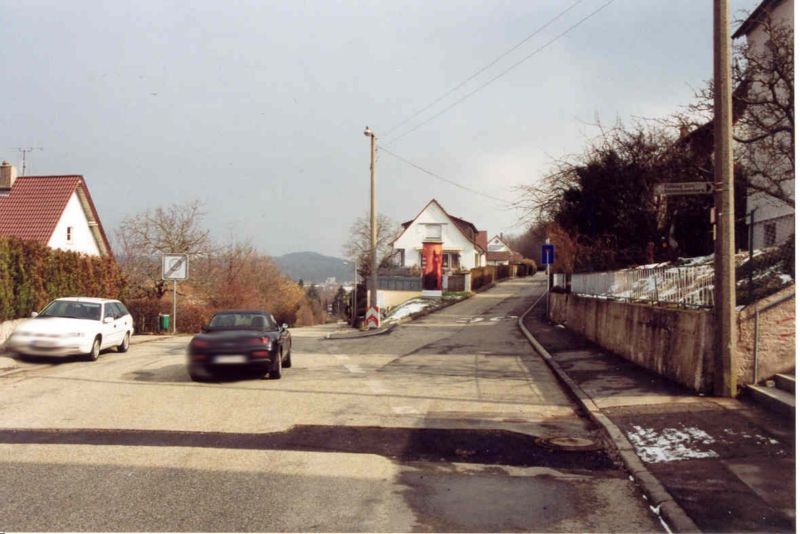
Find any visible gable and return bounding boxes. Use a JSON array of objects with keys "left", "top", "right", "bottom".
[
  {"left": 0, "top": 175, "right": 111, "bottom": 256},
  {"left": 391, "top": 199, "right": 484, "bottom": 253}
]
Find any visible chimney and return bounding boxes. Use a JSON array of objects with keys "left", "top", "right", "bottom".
[
  {"left": 0, "top": 161, "right": 17, "bottom": 190},
  {"left": 476, "top": 230, "right": 488, "bottom": 251}
]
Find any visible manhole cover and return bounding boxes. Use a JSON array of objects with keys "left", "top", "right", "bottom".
[{"left": 536, "top": 436, "right": 601, "bottom": 451}]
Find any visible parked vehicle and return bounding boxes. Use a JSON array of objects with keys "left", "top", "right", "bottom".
[
  {"left": 7, "top": 297, "right": 134, "bottom": 360},
  {"left": 187, "top": 310, "right": 292, "bottom": 382}
]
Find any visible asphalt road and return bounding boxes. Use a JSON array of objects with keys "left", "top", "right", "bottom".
[{"left": 0, "top": 275, "right": 661, "bottom": 532}]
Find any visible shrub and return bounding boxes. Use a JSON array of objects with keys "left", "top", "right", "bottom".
[{"left": 0, "top": 237, "right": 126, "bottom": 321}]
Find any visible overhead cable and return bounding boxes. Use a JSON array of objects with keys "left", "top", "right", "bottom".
[
  {"left": 378, "top": 145, "right": 510, "bottom": 205},
  {"left": 380, "top": 0, "right": 585, "bottom": 139},
  {"left": 385, "top": 0, "right": 616, "bottom": 144}
]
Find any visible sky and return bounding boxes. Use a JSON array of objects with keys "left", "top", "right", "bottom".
[{"left": 0, "top": 0, "right": 762, "bottom": 258}]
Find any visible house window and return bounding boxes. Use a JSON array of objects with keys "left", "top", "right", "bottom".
[
  {"left": 66, "top": 226, "right": 73, "bottom": 242},
  {"left": 424, "top": 224, "right": 442, "bottom": 241},
  {"left": 399, "top": 249, "right": 405, "bottom": 267},
  {"left": 764, "top": 222, "right": 777, "bottom": 246}
]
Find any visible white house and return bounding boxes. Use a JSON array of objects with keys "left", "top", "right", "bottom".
[
  {"left": 392, "top": 199, "right": 487, "bottom": 273},
  {"left": 0, "top": 161, "right": 112, "bottom": 256},
  {"left": 486, "top": 234, "right": 523, "bottom": 266},
  {"left": 732, "top": 0, "right": 794, "bottom": 249}
]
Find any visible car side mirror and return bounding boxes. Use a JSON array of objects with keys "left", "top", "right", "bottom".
[
  {"left": 30, "top": 312, "right": 38, "bottom": 318},
  {"left": 103, "top": 316, "right": 114, "bottom": 324},
  {"left": 201, "top": 325, "right": 209, "bottom": 333},
  {"left": 281, "top": 323, "right": 289, "bottom": 331}
]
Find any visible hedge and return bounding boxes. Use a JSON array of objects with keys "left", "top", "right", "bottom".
[{"left": 0, "top": 237, "right": 126, "bottom": 321}]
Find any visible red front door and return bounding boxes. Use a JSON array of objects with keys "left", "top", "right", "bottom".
[{"left": 422, "top": 243, "right": 443, "bottom": 290}]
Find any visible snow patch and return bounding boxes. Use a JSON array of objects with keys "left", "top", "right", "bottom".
[
  {"left": 627, "top": 425, "right": 718, "bottom": 463},
  {"left": 385, "top": 299, "right": 435, "bottom": 322}
]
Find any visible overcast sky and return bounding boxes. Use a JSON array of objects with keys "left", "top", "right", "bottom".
[{"left": 1, "top": 0, "right": 761, "bottom": 258}]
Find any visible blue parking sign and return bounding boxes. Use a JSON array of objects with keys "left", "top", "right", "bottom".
[{"left": 541, "top": 244, "right": 555, "bottom": 265}]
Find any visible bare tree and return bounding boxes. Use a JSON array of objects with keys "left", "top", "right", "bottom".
[
  {"left": 733, "top": 18, "right": 794, "bottom": 208},
  {"left": 341, "top": 213, "right": 401, "bottom": 278},
  {"left": 114, "top": 200, "right": 213, "bottom": 298}
]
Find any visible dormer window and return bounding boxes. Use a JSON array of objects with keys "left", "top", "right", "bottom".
[{"left": 66, "top": 226, "right": 73, "bottom": 242}]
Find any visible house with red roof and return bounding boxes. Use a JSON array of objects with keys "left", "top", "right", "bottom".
[{"left": 0, "top": 161, "right": 111, "bottom": 256}]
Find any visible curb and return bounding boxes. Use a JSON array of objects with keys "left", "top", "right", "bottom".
[
  {"left": 517, "top": 293, "right": 700, "bottom": 534},
  {"left": 130, "top": 335, "right": 176, "bottom": 346},
  {"left": 324, "top": 323, "right": 397, "bottom": 340},
  {"left": 322, "top": 294, "right": 471, "bottom": 341}
]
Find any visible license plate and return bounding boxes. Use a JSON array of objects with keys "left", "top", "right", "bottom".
[
  {"left": 32, "top": 339, "right": 56, "bottom": 348},
  {"left": 215, "top": 355, "right": 247, "bottom": 364}
]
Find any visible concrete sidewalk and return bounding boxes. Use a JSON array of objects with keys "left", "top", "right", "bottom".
[{"left": 521, "top": 296, "right": 795, "bottom": 533}]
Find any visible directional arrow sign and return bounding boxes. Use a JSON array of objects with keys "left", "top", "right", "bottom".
[
  {"left": 655, "top": 182, "right": 714, "bottom": 196},
  {"left": 162, "top": 254, "right": 189, "bottom": 280},
  {"left": 365, "top": 306, "right": 381, "bottom": 329}
]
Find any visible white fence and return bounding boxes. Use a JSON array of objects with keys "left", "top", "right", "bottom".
[{"left": 552, "top": 266, "right": 715, "bottom": 308}]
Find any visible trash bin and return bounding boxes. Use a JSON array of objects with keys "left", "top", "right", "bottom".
[{"left": 158, "top": 313, "right": 170, "bottom": 332}]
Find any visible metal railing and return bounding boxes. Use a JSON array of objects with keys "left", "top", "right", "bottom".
[{"left": 558, "top": 265, "right": 715, "bottom": 308}]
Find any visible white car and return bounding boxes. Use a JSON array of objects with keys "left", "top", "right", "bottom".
[{"left": 7, "top": 297, "right": 134, "bottom": 360}]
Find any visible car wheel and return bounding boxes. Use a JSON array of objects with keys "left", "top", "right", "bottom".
[
  {"left": 86, "top": 337, "right": 101, "bottom": 361},
  {"left": 268, "top": 350, "right": 282, "bottom": 379},
  {"left": 118, "top": 332, "right": 130, "bottom": 353},
  {"left": 284, "top": 347, "right": 292, "bottom": 368},
  {"left": 189, "top": 364, "right": 214, "bottom": 382}
]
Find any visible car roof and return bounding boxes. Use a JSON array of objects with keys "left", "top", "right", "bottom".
[{"left": 54, "top": 297, "right": 118, "bottom": 304}]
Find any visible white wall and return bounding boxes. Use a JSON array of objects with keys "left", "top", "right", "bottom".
[
  {"left": 487, "top": 236, "right": 509, "bottom": 252},
  {"left": 47, "top": 192, "right": 101, "bottom": 256},
  {"left": 393, "top": 202, "right": 481, "bottom": 270}
]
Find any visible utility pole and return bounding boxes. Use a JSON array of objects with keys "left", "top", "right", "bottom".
[
  {"left": 364, "top": 126, "right": 378, "bottom": 310},
  {"left": 713, "top": 0, "right": 737, "bottom": 397}
]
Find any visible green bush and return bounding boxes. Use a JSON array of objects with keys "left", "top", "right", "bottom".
[{"left": 0, "top": 237, "right": 127, "bottom": 321}]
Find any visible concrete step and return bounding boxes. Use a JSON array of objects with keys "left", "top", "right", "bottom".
[
  {"left": 774, "top": 374, "right": 795, "bottom": 394},
  {"left": 746, "top": 384, "right": 795, "bottom": 418}
]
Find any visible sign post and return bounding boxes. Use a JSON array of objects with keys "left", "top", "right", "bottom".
[
  {"left": 162, "top": 254, "right": 189, "bottom": 334},
  {"left": 654, "top": 182, "right": 714, "bottom": 196},
  {"left": 540, "top": 242, "right": 555, "bottom": 319}
]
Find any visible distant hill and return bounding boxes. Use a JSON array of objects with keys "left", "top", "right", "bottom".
[{"left": 271, "top": 252, "right": 354, "bottom": 285}]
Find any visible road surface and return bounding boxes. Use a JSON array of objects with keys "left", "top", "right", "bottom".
[{"left": 0, "top": 275, "right": 660, "bottom": 532}]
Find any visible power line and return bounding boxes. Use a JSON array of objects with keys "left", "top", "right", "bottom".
[
  {"left": 385, "top": 0, "right": 616, "bottom": 145},
  {"left": 378, "top": 145, "right": 510, "bottom": 205},
  {"left": 381, "top": 0, "right": 585, "bottom": 139}
]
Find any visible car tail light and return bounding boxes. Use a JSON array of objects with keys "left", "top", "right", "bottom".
[
  {"left": 246, "top": 336, "right": 271, "bottom": 347},
  {"left": 251, "top": 350, "right": 270, "bottom": 358},
  {"left": 191, "top": 339, "right": 209, "bottom": 349}
]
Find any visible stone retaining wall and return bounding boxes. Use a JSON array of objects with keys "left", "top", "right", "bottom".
[
  {"left": 548, "top": 293, "right": 714, "bottom": 392},
  {"left": 735, "top": 286, "right": 795, "bottom": 384},
  {"left": 549, "top": 287, "right": 796, "bottom": 392}
]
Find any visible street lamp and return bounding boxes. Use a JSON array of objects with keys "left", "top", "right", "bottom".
[{"left": 363, "top": 126, "right": 378, "bottom": 314}]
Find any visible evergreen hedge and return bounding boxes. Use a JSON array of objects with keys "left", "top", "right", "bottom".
[{"left": 0, "top": 237, "right": 126, "bottom": 321}]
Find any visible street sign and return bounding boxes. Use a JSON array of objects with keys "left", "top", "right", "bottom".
[
  {"left": 655, "top": 182, "right": 714, "bottom": 196},
  {"left": 541, "top": 244, "right": 555, "bottom": 265},
  {"left": 365, "top": 306, "right": 381, "bottom": 329},
  {"left": 162, "top": 254, "right": 189, "bottom": 280}
]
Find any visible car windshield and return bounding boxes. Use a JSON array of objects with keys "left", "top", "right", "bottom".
[
  {"left": 38, "top": 300, "right": 102, "bottom": 321},
  {"left": 208, "top": 312, "right": 276, "bottom": 330}
]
